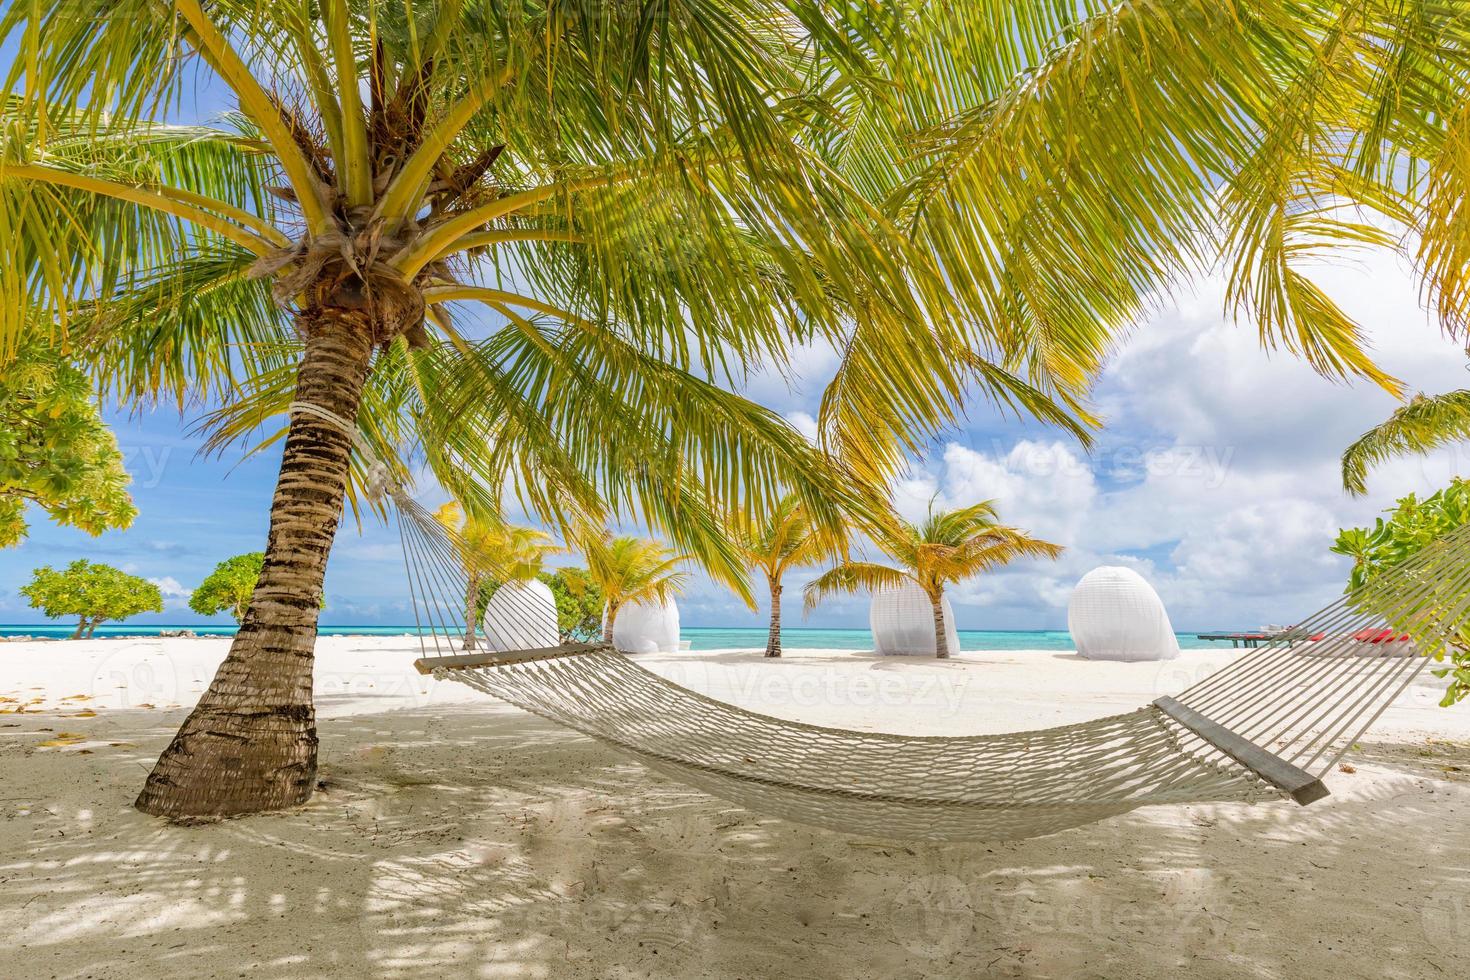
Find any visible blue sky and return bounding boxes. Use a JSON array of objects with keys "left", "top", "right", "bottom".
[{"left": 4, "top": 239, "right": 1468, "bottom": 633}]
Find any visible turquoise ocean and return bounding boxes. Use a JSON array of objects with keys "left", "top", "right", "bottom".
[{"left": 0, "top": 624, "right": 1219, "bottom": 650}]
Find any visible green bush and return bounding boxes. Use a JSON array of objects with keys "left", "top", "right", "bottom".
[
  {"left": 1332, "top": 479, "right": 1470, "bottom": 705},
  {"left": 20, "top": 559, "right": 163, "bottom": 638},
  {"left": 540, "top": 568, "right": 604, "bottom": 643}
]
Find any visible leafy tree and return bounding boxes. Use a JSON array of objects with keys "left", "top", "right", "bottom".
[
  {"left": 1332, "top": 480, "right": 1470, "bottom": 705},
  {"left": 731, "top": 494, "right": 846, "bottom": 657},
  {"left": 20, "top": 560, "right": 164, "bottom": 638},
  {"left": 805, "top": 501, "right": 1062, "bottom": 659},
  {"left": 189, "top": 553, "right": 265, "bottom": 623},
  {"left": 0, "top": 342, "right": 135, "bottom": 546},
  {"left": 577, "top": 531, "right": 687, "bottom": 647},
  {"left": 539, "top": 568, "right": 604, "bottom": 644},
  {"left": 433, "top": 503, "right": 555, "bottom": 650}
]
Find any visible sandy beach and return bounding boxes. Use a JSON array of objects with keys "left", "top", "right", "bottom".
[{"left": 2, "top": 636, "right": 1467, "bottom": 979}]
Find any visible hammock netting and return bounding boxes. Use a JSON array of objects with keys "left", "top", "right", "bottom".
[{"left": 387, "top": 485, "right": 1470, "bottom": 841}]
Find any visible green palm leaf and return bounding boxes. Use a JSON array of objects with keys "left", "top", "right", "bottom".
[{"left": 1342, "top": 390, "right": 1470, "bottom": 495}]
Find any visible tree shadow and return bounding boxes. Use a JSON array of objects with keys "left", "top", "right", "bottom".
[{"left": 1, "top": 703, "right": 1466, "bottom": 979}]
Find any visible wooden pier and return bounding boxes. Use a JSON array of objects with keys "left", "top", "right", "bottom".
[{"left": 1196, "top": 630, "right": 1285, "bottom": 649}]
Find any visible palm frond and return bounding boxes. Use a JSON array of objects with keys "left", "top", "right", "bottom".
[
  {"left": 802, "top": 561, "right": 911, "bottom": 614},
  {"left": 1342, "top": 389, "right": 1470, "bottom": 495}
]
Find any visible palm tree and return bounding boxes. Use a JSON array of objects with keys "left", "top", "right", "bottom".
[
  {"left": 805, "top": 501, "right": 1062, "bottom": 659},
  {"left": 433, "top": 503, "right": 554, "bottom": 650},
  {"left": 578, "top": 531, "right": 687, "bottom": 647},
  {"left": 1340, "top": 391, "right": 1470, "bottom": 495},
  {"left": 3, "top": 3, "right": 1114, "bottom": 819},
  {"left": 731, "top": 494, "right": 845, "bottom": 658}
]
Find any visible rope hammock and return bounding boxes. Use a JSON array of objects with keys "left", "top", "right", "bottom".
[{"left": 302, "top": 405, "right": 1470, "bottom": 840}]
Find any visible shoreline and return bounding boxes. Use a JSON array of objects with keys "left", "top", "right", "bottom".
[{"left": 0, "top": 625, "right": 1234, "bottom": 653}]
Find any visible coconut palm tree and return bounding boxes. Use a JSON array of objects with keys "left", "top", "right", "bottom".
[
  {"left": 1340, "top": 391, "right": 1470, "bottom": 495},
  {"left": 433, "top": 502, "right": 554, "bottom": 650},
  {"left": 731, "top": 494, "right": 845, "bottom": 658},
  {"left": 3, "top": 2, "right": 1114, "bottom": 819},
  {"left": 805, "top": 501, "right": 1062, "bottom": 659},
  {"left": 577, "top": 531, "right": 687, "bottom": 647}
]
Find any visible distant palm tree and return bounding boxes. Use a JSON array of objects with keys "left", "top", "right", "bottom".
[
  {"left": 732, "top": 495, "right": 845, "bottom": 658},
  {"left": 433, "top": 503, "right": 554, "bottom": 650},
  {"left": 1341, "top": 391, "right": 1470, "bottom": 494},
  {"left": 578, "top": 531, "right": 687, "bottom": 647},
  {"left": 805, "top": 501, "right": 1062, "bottom": 659}
]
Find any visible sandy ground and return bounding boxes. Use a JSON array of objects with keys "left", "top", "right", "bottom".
[{"left": 1, "top": 636, "right": 1467, "bottom": 979}]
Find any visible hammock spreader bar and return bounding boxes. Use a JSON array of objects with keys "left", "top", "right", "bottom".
[
  {"left": 1153, "top": 696, "right": 1329, "bottom": 805},
  {"left": 414, "top": 642, "right": 608, "bottom": 675}
]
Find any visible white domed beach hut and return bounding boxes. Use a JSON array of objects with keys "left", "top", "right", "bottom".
[
  {"left": 1067, "top": 566, "right": 1180, "bottom": 662},
  {"left": 610, "top": 598, "right": 681, "bottom": 654},
  {"left": 482, "top": 579, "right": 560, "bottom": 652},
  {"left": 870, "top": 581, "right": 960, "bottom": 657}
]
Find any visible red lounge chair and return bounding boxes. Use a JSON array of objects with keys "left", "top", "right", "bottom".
[{"left": 1351, "top": 628, "right": 1411, "bottom": 644}]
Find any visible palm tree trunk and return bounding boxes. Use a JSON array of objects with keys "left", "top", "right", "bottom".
[
  {"left": 463, "top": 571, "right": 480, "bottom": 651},
  {"left": 765, "top": 577, "right": 783, "bottom": 658},
  {"left": 603, "top": 601, "right": 619, "bottom": 646},
  {"left": 931, "top": 592, "right": 950, "bottom": 659},
  {"left": 70, "top": 618, "right": 87, "bottom": 640},
  {"left": 135, "top": 313, "right": 375, "bottom": 819}
]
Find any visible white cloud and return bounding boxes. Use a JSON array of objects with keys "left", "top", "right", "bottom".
[
  {"left": 784, "top": 410, "right": 821, "bottom": 442},
  {"left": 899, "top": 239, "right": 1470, "bottom": 631},
  {"left": 149, "top": 575, "right": 193, "bottom": 611}
]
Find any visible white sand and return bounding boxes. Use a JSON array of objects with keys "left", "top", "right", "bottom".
[{"left": 2, "top": 636, "right": 1467, "bottom": 978}]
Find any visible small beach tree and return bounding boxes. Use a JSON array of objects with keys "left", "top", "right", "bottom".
[
  {"left": 21, "top": 560, "right": 163, "bottom": 638},
  {"left": 577, "top": 531, "right": 687, "bottom": 647},
  {"left": 434, "top": 504, "right": 554, "bottom": 650},
  {"left": 189, "top": 553, "right": 266, "bottom": 624},
  {"left": 731, "top": 494, "right": 845, "bottom": 658},
  {"left": 805, "top": 501, "right": 1062, "bottom": 659},
  {"left": 540, "top": 568, "right": 603, "bottom": 644}
]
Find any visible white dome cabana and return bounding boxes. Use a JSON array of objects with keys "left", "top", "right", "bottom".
[
  {"left": 1067, "top": 566, "right": 1180, "bottom": 662},
  {"left": 610, "top": 598, "right": 681, "bottom": 654},
  {"left": 870, "top": 581, "right": 960, "bottom": 656},
  {"left": 482, "top": 580, "right": 559, "bottom": 653}
]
